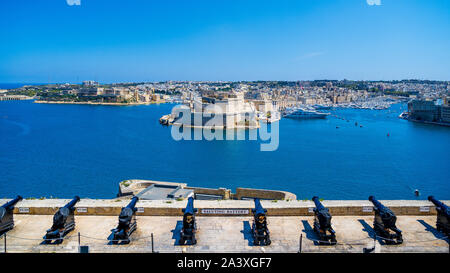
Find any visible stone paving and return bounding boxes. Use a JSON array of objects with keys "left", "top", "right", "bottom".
[{"left": 1, "top": 215, "right": 448, "bottom": 253}]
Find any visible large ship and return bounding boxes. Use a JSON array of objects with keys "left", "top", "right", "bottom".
[
  {"left": 283, "top": 107, "right": 330, "bottom": 119},
  {"left": 313, "top": 104, "right": 333, "bottom": 111}
]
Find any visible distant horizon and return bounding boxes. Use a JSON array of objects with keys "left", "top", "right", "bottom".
[{"left": 2, "top": 78, "right": 450, "bottom": 87}]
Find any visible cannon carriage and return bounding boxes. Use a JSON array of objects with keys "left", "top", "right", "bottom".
[
  {"left": 312, "top": 196, "right": 337, "bottom": 245},
  {"left": 179, "top": 197, "right": 197, "bottom": 245},
  {"left": 110, "top": 196, "right": 139, "bottom": 244},
  {"left": 251, "top": 198, "right": 271, "bottom": 246},
  {"left": 428, "top": 196, "right": 449, "bottom": 236},
  {"left": 43, "top": 196, "right": 80, "bottom": 244},
  {"left": 0, "top": 195, "right": 23, "bottom": 235},
  {"left": 368, "top": 196, "right": 403, "bottom": 244}
]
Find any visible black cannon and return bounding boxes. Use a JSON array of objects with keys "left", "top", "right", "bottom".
[
  {"left": 251, "top": 198, "right": 271, "bottom": 246},
  {"left": 0, "top": 195, "right": 23, "bottom": 235},
  {"left": 43, "top": 196, "right": 80, "bottom": 244},
  {"left": 110, "top": 196, "right": 138, "bottom": 244},
  {"left": 312, "top": 196, "right": 337, "bottom": 245},
  {"left": 368, "top": 196, "right": 403, "bottom": 244},
  {"left": 179, "top": 197, "right": 197, "bottom": 245},
  {"left": 428, "top": 196, "right": 449, "bottom": 236}
]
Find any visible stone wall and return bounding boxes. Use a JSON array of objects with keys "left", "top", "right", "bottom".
[
  {"left": 2, "top": 199, "right": 446, "bottom": 217},
  {"left": 234, "top": 187, "right": 297, "bottom": 200}
]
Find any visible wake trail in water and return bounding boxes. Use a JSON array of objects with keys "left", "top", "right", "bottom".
[{"left": 2, "top": 118, "right": 31, "bottom": 136}]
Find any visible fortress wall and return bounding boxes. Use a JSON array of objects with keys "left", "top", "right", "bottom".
[
  {"left": 234, "top": 187, "right": 297, "bottom": 200},
  {"left": 2, "top": 199, "right": 447, "bottom": 217}
]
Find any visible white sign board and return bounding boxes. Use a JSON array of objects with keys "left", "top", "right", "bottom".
[
  {"left": 201, "top": 209, "right": 249, "bottom": 215},
  {"left": 362, "top": 206, "right": 373, "bottom": 212},
  {"left": 419, "top": 206, "right": 430, "bottom": 212},
  {"left": 19, "top": 207, "right": 29, "bottom": 213},
  {"left": 76, "top": 207, "right": 87, "bottom": 213},
  {"left": 137, "top": 207, "right": 145, "bottom": 213}
]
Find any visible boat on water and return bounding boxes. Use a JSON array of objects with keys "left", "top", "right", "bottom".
[
  {"left": 283, "top": 107, "right": 330, "bottom": 119},
  {"left": 313, "top": 104, "right": 333, "bottom": 111}
]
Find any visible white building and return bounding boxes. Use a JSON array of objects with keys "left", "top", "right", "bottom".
[{"left": 171, "top": 91, "right": 260, "bottom": 129}]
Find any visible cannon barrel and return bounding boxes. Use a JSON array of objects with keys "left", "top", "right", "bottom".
[
  {"left": 184, "top": 197, "right": 195, "bottom": 215},
  {"left": 254, "top": 198, "right": 266, "bottom": 216},
  {"left": 428, "top": 196, "right": 449, "bottom": 212},
  {"left": 368, "top": 196, "right": 388, "bottom": 211},
  {"left": 312, "top": 196, "right": 325, "bottom": 211},
  {"left": 2, "top": 195, "right": 23, "bottom": 211},
  {"left": 126, "top": 196, "right": 139, "bottom": 210},
  {"left": 63, "top": 196, "right": 80, "bottom": 209}
]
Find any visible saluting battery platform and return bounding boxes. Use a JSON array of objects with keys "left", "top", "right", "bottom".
[{"left": 0, "top": 192, "right": 449, "bottom": 253}]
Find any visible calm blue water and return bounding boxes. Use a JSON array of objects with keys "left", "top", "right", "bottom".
[{"left": 0, "top": 100, "right": 449, "bottom": 200}]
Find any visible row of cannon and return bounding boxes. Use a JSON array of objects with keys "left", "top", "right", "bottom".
[{"left": 0, "top": 195, "right": 448, "bottom": 246}]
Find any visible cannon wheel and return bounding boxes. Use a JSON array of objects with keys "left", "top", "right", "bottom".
[
  {"left": 330, "top": 236, "right": 337, "bottom": 245},
  {"left": 265, "top": 238, "right": 271, "bottom": 246}
]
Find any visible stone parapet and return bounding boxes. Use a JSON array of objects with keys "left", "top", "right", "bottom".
[{"left": 1, "top": 199, "right": 447, "bottom": 217}]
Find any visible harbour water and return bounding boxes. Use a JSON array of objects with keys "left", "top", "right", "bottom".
[{"left": 0, "top": 100, "right": 449, "bottom": 200}]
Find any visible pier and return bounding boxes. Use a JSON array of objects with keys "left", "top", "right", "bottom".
[{"left": 0, "top": 95, "right": 34, "bottom": 101}]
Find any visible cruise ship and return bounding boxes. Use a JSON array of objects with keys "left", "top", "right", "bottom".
[{"left": 283, "top": 107, "right": 330, "bottom": 119}]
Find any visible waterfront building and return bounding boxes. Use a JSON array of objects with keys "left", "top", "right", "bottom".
[
  {"left": 170, "top": 91, "right": 260, "bottom": 129},
  {"left": 406, "top": 98, "right": 450, "bottom": 125},
  {"left": 408, "top": 99, "right": 441, "bottom": 122},
  {"left": 82, "top": 80, "right": 99, "bottom": 86},
  {"left": 441, "top": 105, "right": 450, "bottom": 123},
  {"left": 0, "top": 95, "right": 33, "bottom": 101},
  {"left": 78, "top": 87, "right": 104, "bottom": 96}
]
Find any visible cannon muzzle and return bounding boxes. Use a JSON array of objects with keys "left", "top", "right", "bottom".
[
  {"left": 2, "top": 195, "right": 23, "bottom": 211},
  {"left": 182, "top": 197, "right": 196, "bottom": 215},
  {"left": 63, "top": 196, "right": 80, "bottom": 210},
  {"left": 369, "top": 196, "right": 387, "bottom": 211},
  {"left": 126, "top": 196, "right": 139, "bottom": 210},
  {"left": 312, "top": 196, "right": 325, "bottom": 211},
  {"left": 428, "top": 196, "right": 449, "bottom": 211},
  {"left": 253, "top": 198, "right": 267, "bottom": 216}
]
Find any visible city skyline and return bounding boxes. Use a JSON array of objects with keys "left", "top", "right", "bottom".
[{"left": 1, "top": 0, "right": 450, "bottom": 83}]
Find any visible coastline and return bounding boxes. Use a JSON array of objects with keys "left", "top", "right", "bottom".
[
  {"left": 34, "top": 100, "right": 166, "bottom": 106},
  {"left": 399, "top": 112, "right": 450, "bottom": 127},
  {"left": 406, "top": 118, "right": 450, "bottom": 127}
]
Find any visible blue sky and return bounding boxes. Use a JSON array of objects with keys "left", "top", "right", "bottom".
[{"left": 1, "top": 0, "right": 449, "bottom": 83}]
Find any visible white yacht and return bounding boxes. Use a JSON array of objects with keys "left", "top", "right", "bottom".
[{"left": 283, "top": 107, "right": 330, "bottom": 119}]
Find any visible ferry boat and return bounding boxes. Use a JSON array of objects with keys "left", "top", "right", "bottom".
[{"left": 283, "top": 107, "right": 330, "bottom": 119}]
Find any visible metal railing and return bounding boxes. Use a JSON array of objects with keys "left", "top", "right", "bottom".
[{"left": 1, "top": 231, "right": 448, "bottom": 253}]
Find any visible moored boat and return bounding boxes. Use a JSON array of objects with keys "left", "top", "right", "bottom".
[{"left": 283, "top": 107, "right": 330, "bottom": 119}]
